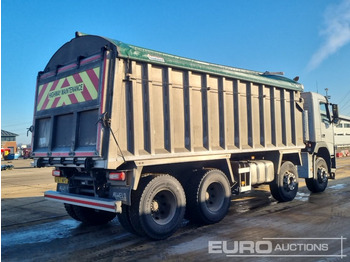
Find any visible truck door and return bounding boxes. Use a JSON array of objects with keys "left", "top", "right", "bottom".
[{"left": 319, "top": 101, "right": 335, "bottom": 155}]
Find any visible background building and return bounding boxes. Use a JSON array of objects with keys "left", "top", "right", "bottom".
[
  {"left": 334, "top": 115, "right": 350, "bottom": 153},
  {"left": 1, "top": 130, "right": 19, "bottom": 154}
]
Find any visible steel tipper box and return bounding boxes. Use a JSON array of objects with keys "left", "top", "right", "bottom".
[
  {"left": 33, "top": 32, "right": 304, "bottom": 170},
  {"left": 33, "top": 33, "right": 306, "bottom": 239}
]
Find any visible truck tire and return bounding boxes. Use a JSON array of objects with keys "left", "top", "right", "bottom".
[
  {"left": 269, "top": 161, "right": 298, "bottom": 202},
  {"left": 72, "top": 206, "right": 117, "bottom": 225},
  {"left": 185, "top": 169, "right": 231, "bottom": 224},
  {"left": 116, "top": 204, "right": 138, "bottom": 235},
  {"left": 305, "top": 157, "right": 328, "bottom": 193},
  {"left": 64, "top": 204, "right": 81, "bottom": 221},
  {"left": 129, "top": 174, "right": 186, "bottom": 240}
]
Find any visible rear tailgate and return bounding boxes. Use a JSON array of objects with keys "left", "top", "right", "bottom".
[{"left": 32, "top": 52, "right": 110, "bottom": 163}]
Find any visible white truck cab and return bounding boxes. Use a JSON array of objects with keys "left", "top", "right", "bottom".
[{"left": 299, "top": 92, "right": 338, "bottom": 192}]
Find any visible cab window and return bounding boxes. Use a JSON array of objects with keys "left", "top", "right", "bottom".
[{"left": 319, "top": 103, "right": 330, "bottom": 124}]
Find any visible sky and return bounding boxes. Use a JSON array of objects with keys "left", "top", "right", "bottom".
[{"left": 1, "top": 0, "right": 350, "bottom": 145}]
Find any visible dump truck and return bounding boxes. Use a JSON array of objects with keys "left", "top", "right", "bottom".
[{"left": 31, "top": 32, "right": 339, "bottom": 239}]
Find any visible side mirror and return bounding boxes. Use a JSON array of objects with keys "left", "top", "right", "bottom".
[{"left": 332, "top": 104, "right": 339, "bottom": 124}]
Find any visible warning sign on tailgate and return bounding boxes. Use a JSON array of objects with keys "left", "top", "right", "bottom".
[{"left": 37, "top": 67, "right": 100, "bottom": 111}]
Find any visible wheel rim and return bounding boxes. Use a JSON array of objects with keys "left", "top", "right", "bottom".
[
  {"left": 317, "top": 167, "right": 328, "bottom": 184},
  {"left": 205, "top": 182, "right": 225, "bottom": 212},
  {"left": 283, "top": 171, "right": 297, "bottom": 192},
  {"left": 150, "top": 190, "right": 177, "bottom": 226}
]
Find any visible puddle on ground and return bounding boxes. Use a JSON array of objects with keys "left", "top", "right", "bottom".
[
  {"left": 294, "top": 191, "right": 310, "bottom": 202},
  {"left": 1, "top": 219, "right": 80, "bottom": 247},
  {"left": 328, "top": 184, "right": 347, "bottom": 190},
  {"left": 169, "top": 236, "right": 210, "bottom": 255},
  {"left": 229, "top": 193, "right": 274, "bottom": 214}
]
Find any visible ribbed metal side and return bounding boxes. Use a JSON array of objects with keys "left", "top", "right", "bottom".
[{"left": 109, "top": 58, "right": 304, "bottom": 166}]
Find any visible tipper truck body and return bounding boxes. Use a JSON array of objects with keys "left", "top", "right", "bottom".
[{"left": 31, "top": 33, "right": 338, "bottom": 239}]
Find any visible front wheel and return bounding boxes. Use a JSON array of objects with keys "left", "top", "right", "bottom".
[
  {"left": 305, "top": 157, "right": 328, "bottom": 193},
  {"left": 270, "top": 161, "right": 299, "bottom": 202}
]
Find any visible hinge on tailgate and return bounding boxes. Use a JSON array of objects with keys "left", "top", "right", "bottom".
[
  {"left": 97, "top": 112, "right": 111, "bottom": 128},
  {"left": 98, "top": 112, "right": 126, "bottom": 163},
  {"left": 27, "top": 125, "right": 34, "bottom": 136}
]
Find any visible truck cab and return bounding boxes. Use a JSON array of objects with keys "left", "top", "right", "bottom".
[{"left": 299, "top": 92, "right": 338, "bottom": 191}]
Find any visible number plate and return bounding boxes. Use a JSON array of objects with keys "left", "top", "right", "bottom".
[{"left": 55, "top": 177, "right": 69, "bottom": 184}]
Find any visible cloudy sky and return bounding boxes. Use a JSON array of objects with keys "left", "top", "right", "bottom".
[{"left": 2, "top": 0, "right": 350, "bottom": 144}]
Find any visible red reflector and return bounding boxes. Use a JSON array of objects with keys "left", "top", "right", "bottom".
[
  {"left": 109, "top": 172, "right": 126, "bottom": 181},
  {"left": 52, "top": 170, "right": 61, "bottom": 177}
]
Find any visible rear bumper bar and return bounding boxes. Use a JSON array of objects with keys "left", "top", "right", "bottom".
[{"left": 44, "top": 190, "right": 122, "bottom": 213}]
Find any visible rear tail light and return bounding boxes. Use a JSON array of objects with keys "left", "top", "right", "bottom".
[
  {"left": 52, "top": 170, "right": 61, "bottom": 177},
  {"left": 109, "top": 172, "right": 126, "bottom": 181}
]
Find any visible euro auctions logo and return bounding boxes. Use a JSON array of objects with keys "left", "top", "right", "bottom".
[
  {"left": 209, "top": 240, "right": 273, "bottom": 254},
  {"left": 208, "top": 237, "right": 347, "bottom": 259}
]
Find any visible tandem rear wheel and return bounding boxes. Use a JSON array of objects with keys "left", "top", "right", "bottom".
[
  {"left": 184, "top": 169, "right": 231, "bottom": 225},
  {"left": 127, "top": 174, "right": 186, "bottom": 240},
  {"left": 119, "top": 170, "right": 232, "bottom": 239}
]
